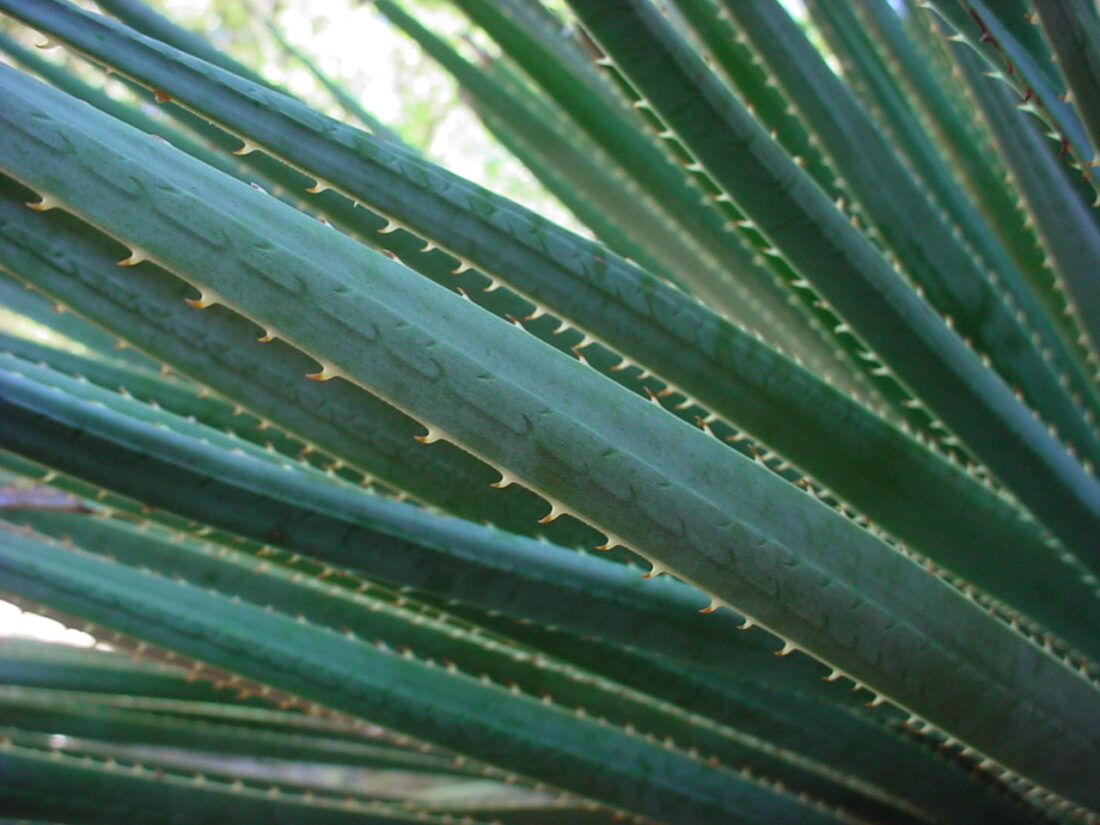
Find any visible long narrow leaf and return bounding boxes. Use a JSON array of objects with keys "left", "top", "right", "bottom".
[
  {"left": 0, "top": 525, "right": 845, "bottom": 825},
  {"left": 563, "top": 0, "right": 1100, "bottom": 575},
  {"left": 0, "top": 62, "right": 1097, "bottom": 809},
  {"left": 948, "top": 39, "right": 1100, "bottom": 393},
  {"left": 3, "top": 9, "right": 1096, "bottom": 656},
  {"left": 715, "top": 0, "right": 1100, "bottom": 467}
]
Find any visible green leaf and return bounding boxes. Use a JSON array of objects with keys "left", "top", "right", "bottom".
[
  {"left": 721, "top": 0, "right": 1100, "bottom": 465},
  {"left": 376, "top": 0, "right": 691, "bottom": 283},
  {"left": 437, "top": 0, "right": 843, "bottom": 356},
  {"left": 0, "top": 525, "right": 846, "bottom": 825},
  {"left": 9, "top": 507, "right": 965, "bottom": 823},
  {"left": 0, "top": 731, "right": 492, "bottom": 825},
  {"left": 0, "top": 686, "right": 465, "bottom": 775},
  {"left": 849, "top": 0, "right": 1083, "bottom": 366},
  {"left": 1, "top": 59, "right": 1098, "bottom": 811},
  {"left": 947, "top": 37, "right": 1100, "bottom": 400},
  {"left": 0, "top": 172, "right": 604, "bottom": 548},
  {"left": 924, "top": 0, "right": 1098, "bottom": 201},
  {"left": 668, "top": 0, "right": 843, "bottom": 200},
  {"left": 0, "top": 353, "right": 818, "bottom": 689},
  {"left": 0, "top": 638, "right": 264, "bottom": 706},
  {"left": 0, "top": 330, "right": 310, "bottom": 460},
  {"left": 1032, "top": 0, "right": 1100, "bottom": 168},
  {"left": 3, "top": 10, "right": 1093, "bottom": 662},
  {"left": 563, "top": 0, "right": 1100, "bottom": 574},
  {"left": 0, "top": 271, "right": 155, "bottom": 374},
  {"left": 805, "top": 0, "right": 1100, "bottom": 423}
]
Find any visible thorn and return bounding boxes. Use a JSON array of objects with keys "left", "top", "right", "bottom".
[
  {"left": 414, "top": 425, "right": 447, "bottom": 444},
  {"left": 378, "top": 219, "right": 402, "bottom": 234},
  {"left": 153, "top": 89, "right": 172, "bottom": 103},
  {"left": 184, "top": 290, "right": 219, "bottom": 308},
  {"left": 257, "top": 329, "right": 276, "bottom": 343},
  {"left": 118, "top": 248, "right": 150, "bottom": 267},
  {"left": 643, "top": 562, "right": 664, "bottom": 579},
  {"left": 306, "top": 179, "right": 331, "bottom": 194},
  {"left": 490, "top": 469, "right": 519, "bottom": 488},
  {"left": 538, "top": 499, "right": 569, "bottom": 523},
  {"left": 26, "top": 194, "right": 61, "bottom": 212},
  {"left": 596, "top": 533, "right": 623, "bottom": 551},
  {"left": 695, "top": 416, "right": 715, "bottom": 437},
  {"left": 699, "top": 598, "right": 722, "bottom": 614},
  {"left": 305, "top": 362, "right": 341, "bottom": 381},
  {"left": 234, "top": 139, "right": 260, "bottom": 156},
  {"left": 775, "top": 640, "right": 799, "bottom": 656}
]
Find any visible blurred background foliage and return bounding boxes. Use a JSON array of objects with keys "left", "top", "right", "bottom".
[
  {"left": 150, "top": 0, "right": 578, "bottom": 224},
  {"left": 0, "top": 0, "right": 582, "bottom": 236}
]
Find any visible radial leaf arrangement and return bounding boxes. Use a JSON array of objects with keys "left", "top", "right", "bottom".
[{"left": 0, "top": 0, "right": 1098, "bottom": 822}]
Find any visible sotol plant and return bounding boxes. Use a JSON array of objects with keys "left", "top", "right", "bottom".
[{"left": 0, "top": 0, "right": 1099, "bottom": 822}]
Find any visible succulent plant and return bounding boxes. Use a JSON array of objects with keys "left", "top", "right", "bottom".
[{"left": 0, "top": 0, "right": 1099, "bottom": 822}]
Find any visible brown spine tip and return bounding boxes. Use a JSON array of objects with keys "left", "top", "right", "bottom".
[
  {"left": 596, "top": 533, "right": 622, "bottom": 551},
  {"left": 538, "top": 499, "right": 569, "bottom": 523}
]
